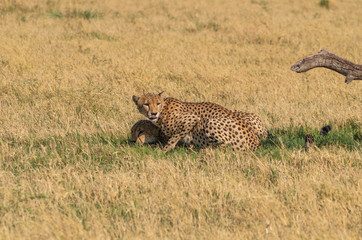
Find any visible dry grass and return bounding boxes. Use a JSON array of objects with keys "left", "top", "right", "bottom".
[{"left": 0, "top": 0, "right": 361, "bottom": 239}]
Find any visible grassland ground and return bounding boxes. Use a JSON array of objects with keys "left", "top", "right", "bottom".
[{"left": 0, "top": 0, "right": 361, "bottom": 239}]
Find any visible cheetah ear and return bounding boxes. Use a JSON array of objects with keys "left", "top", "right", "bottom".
[
  {"left": 132, "top": 95, "right": 139, "bottom": 105},
  {"left": 158, "top": 91, "right": 164, "bottom": 97}
]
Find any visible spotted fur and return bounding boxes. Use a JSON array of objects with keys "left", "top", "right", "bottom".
[
  {"left": 232, "top": 111, "right": 268, "bottom": 140},
  {"left": 132, "top": 92, "right": 260, "bottom": 151},
  {"left": 130, "top": 120, "right": 166, "bottom": 144},
  {"left": 131, "top": 119, "right": 192, "bottom": 146},
  {"left": 131, "top": 111, "right": 268, "bottom": 146}
]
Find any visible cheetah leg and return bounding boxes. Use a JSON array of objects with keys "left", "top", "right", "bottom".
[
  {"left": 163, "top": 133, "right": 189, "bottom": 152},
  {"left": 163, "top": 116, "right": 200, "bottom": 152}
]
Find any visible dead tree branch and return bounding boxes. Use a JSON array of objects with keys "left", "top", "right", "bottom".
[{"left": 291, "top": 50, "right": 362, "bottom": 84}]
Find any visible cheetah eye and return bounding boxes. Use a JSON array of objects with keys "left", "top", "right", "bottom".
[
  {"left": 157, "top": 102, "right": 161, "bottom": 106},
  {"left": 144, "top": 103, "right": 149, "bottom": 107}
]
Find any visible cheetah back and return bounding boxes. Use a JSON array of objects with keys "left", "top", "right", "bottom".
[
  {"left": 158, "top": 97, "right": 260, "bottom": 151},
  {"left": 232, "top": 111, "right": 268, "bottom": 140}
]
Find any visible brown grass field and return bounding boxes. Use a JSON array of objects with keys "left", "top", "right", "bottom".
[{"left": 0, "top": 0, "right": 361, "bottom": 239}]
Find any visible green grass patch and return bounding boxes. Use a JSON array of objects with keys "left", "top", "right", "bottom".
[
  {"left": 319, "top": 0, "right": 330, "bottom": 9},
  {"left": 48, "top": 9, "right": 102, "bottom": 20},
  {"left": 1, "top": 121, "right": 360, "bottom": 174},
  {"left": 271, "top": 120, "right": 359, "bottom": 149},
  {"left": 0, "top": 3, "right": 38, "bottom": 14},
  {"left": 256, "top": 120, "right": 360, "bottom": 160}
]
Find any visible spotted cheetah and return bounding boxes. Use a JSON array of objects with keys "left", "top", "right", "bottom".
[
  {"left": 132, "top": 92, "right": 260, "bottom": 151},
  {"left": 130, "top": 120, "right": 166, "bottom": 144},
  {"left": 131, "top": 119, "right": 193, "bottom": 145},
  {"left": 131, "top": 111, "right": 268, "bottom": 146}
]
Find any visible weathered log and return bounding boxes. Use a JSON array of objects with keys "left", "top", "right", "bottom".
[{"left": 291, "top": 50, "right": 362, "bottom": 84}]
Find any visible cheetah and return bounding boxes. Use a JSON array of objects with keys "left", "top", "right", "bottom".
[
  {"left": 131, "top": 120, "right": 166, "bottom": 144},
  {"left": 131, "top": 119, "right": 193, "bottom": 145},
  {"left": 131, "top": 111, "right": 268, "bottom": 146},
  {"left": 132, "top": 92, "right": 260, "bottom": 151}
]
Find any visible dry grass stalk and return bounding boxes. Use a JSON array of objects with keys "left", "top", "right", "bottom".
[{"left": 0, "top": 0, "right": 361, "bottom": 239}]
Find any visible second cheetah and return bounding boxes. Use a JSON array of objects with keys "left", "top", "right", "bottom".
[{"left": 131, "top": 119, "right": 192, "bottom": 146}]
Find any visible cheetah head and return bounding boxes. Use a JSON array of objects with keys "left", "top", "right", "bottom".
[
  {"left": 131, "top": 120, "right": 161, "bottom": 144},
  {"left": 132, "top": 92, "right": 164, "bottom": 122}
]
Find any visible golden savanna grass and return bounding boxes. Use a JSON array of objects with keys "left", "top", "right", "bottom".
[{"left": 0, "top": 0, "right": 361, "bottom": 239}]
